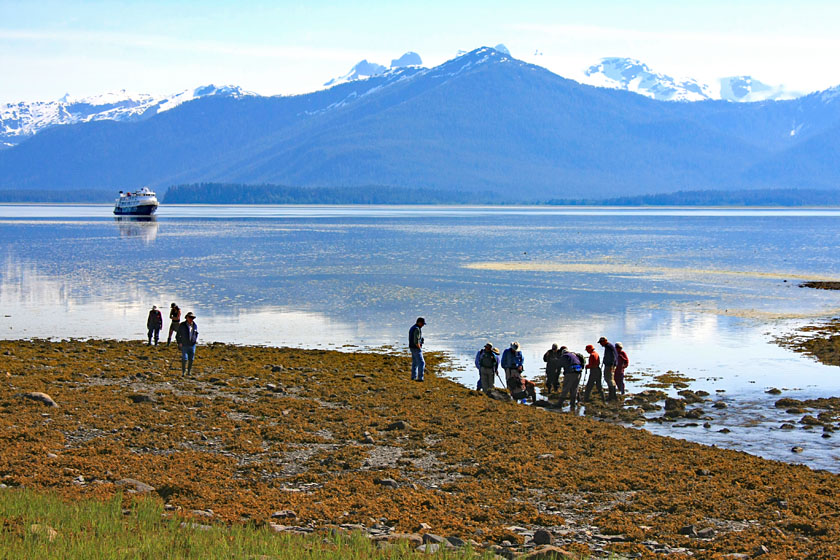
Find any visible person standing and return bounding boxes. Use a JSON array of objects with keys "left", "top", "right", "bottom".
[
  {"left": 543, "top": 343, "right": 563, "bottom": 393},
  {"left": 582, "top": 344, "right": 605, "bottom": 403},
  {"left": 599, "top": 336, "right": 618, "bottom": 401},
  {"left": 501, "top": 341, "right": 525, "bottom": 393},
  {"left": 146, "top": 305, "right": 163, "bottom": 345},
  {"left": 557, "top": 346, "right": 583, "bottom": 409},
  {"left": 475, "top": 343, "right": 500, "bottom": 393},
  {"left": 166, "top": 303, "right": 181, "bottom": 346},
  {"left": 614, "top": 342, "right": 629, "bottom": 396},
  {"left": 408, "top": 317, "right": 426, "bottom": 382},
  {"left": 176, "top": 312, "right": 199, "bottom": 376}
]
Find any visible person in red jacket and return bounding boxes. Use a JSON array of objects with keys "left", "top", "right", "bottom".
[
  {"left": 582, "top": 344, "right": 604, "bottom": 403},
  {"left": 614, "top": 342, "right": 629, "bottom": 395}
]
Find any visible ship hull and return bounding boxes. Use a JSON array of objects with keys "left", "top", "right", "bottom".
[{"left": 114, "top": 203, "right": 158, "bottom": 216}]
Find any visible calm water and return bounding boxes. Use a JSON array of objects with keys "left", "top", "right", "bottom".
[{"left": 2, "top": 204, "right": 840, "bottom": 470}]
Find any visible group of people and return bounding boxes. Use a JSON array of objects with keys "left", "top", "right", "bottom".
[
  {"left": 408, "top": 318, "right": 629, "bottom": 409},
  {"left": 477, "top": 336, "right": 629, "bottom": 408},
  {"left": 146, "top": 302, "right": 199, "bottom": 375}
]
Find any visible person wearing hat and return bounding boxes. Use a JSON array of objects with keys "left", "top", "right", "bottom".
[
  {"left": 542, "top": 343, "right": 563, "bottom": 393},
  {"left": 166, "top": 302, "right": 181, "bottom": 346},
  {"left": 175, "top": 311, "right": 199, "bottom": 376},
  {"left": 475, "top": 343, "right": 500, "bottom": 393},
  {"left": 614, "top": 342, "right": 629, "bottom": 395},
  {"left": 146, "top": 305, "right": 163, "bottom": 345},
  {"left": 598, "top": 336, "right": 618, "bottom": 401},
  {"left": 582, "top": 344, "right": 605, "bottom": 403},
  {"left": 408, "top": 317, "right": 426, "bottom": 382},
  {"left": 556, "top": 346, "right": 584, "bottom": 410}
]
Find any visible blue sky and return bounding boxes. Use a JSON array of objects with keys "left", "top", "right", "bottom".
[{"left": 2, "top": 0, "right": 840, "bottom": 102}]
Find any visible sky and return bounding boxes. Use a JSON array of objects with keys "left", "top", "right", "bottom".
[{"left": 2, "top": 0, "right": 840, "bottom": 103}]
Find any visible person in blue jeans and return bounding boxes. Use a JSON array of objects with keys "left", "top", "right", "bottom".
[
  {"left": 408, "top": 317, "right": 426, "bottom": 381},
  {"left": 175, "top": 311, "right": 199, "bottom": 376}
]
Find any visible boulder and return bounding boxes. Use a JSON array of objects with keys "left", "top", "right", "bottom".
[
  {"left": 128, "top": 394, "right": 155, "bottom": 404},
  {"left": 19, "top": 392, "right": 58, "bottom": 407},
  {"left": 115, "top": 478, "right": 155, "bottom": 493},
  {"left": 533, "top": 528, "right": 552, "bottom": 545},
  {"left": 385, "top": 420, "right": 410, "bottom": 431},
  {"left": 487, "top": 389, "right": 512, "bottom": 402}
]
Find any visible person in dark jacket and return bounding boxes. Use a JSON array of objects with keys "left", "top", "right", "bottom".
[
  {"left": 146, "top": 305, "right": 163, "bottom": 345},
  {"left": 166, "top": 303, "right": 181, "bottom": 346},
  {"left": 599, "top": 336, "right": 618, "bottom": 401},
  {"left": 475, "top": 343, "right": 499, "bottom": 393},
  {"left": 557, "top": 347, "right": 583, "bottom": 409},
  {"left": 543, "top": 343, "right": 563, "bottom": 393},
  {"left": 408, "top": 317, "right": 426, "bottom": 382},
  {"left": 175, "top": 311, "right": 199, "bottom": 376},
  {"left": 582, "top": 344, "right": 605, "bottom": 403}
]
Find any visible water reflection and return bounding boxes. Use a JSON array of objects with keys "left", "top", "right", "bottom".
[{"left": 114, "top": 216, "right": 158, "bottom": 242}]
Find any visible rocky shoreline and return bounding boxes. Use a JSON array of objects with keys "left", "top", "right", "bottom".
[{"left": 2, "top": 339, "right": 840, "bottom": 559}]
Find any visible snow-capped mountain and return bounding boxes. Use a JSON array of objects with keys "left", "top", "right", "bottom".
[
  {"left": 582, "top": 57, "right": 800, "bottom": 102},
  {"left": 717, "top": 76, "right": 799, "bottom": 102},
  {"left": 324, "top": 51, "right": 424, "bottom": 87},
  {"left": 0, "top": 85, "right": 253, "bottom": 148},
  {"left": 583, "top": 57, "right": 712, "bottom": 101}
]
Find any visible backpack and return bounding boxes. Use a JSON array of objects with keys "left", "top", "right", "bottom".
[
  {"left": 575, "top": 352, "right": 586, "bottom": 367},
  {"left": 479, "top": 350, "right": 497, "bottom": 369}
]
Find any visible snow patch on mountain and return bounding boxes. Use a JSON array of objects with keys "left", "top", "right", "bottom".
[
  {"left": 0, "top": 85, "right": 253, "bottom": 148},
  {"left": 583, "top": 57, "right": 712, "bottom": 101},
  {"left": 390, "top": 52, "right": 422, "bottom": 68},
  {"left": 582, "top": 57, "right": 802, "bottom": 103},
  {"left": 324, "top": 52, "right": 424, "bottom": 87}
]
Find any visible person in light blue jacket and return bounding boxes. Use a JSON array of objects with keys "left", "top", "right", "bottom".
[{"left": 501, "top": 342, "right": 535, "bottom": 402}]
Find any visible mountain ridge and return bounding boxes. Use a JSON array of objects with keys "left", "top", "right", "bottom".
[{"left": 1, "top": 47, "right": 840, "bottom": 200}]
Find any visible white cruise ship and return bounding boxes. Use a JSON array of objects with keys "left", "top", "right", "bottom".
[{"left": 113, "top": 187, "right": 159, "bottom": 216}]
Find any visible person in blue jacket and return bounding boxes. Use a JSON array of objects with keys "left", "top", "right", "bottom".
[
  {"left": 501, "top": 342, "right": 536, "bottom": 402},
  {"left": 474, "top": 343, "right": 499, "bottom": 393}
]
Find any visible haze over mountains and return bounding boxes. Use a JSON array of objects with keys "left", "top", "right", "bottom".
[{"left": 1, "top": 46, "right": 839, "bottom": 202}]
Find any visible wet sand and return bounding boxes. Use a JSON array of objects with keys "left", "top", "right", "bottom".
[{"left": 2, "top": 339, "right": 840, "bottom": 559}]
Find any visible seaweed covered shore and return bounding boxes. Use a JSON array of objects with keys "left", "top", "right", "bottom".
[{"left": 2, "top": 339, "right": 840, "bottom": 559}]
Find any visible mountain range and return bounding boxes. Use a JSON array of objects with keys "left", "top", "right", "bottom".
[{"left": 1, "top": 47, "right": 840, "bottom": 201}]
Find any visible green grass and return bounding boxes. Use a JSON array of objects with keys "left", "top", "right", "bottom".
[{"left": 0, "top": 489, "right": 497, "bottom": 559}]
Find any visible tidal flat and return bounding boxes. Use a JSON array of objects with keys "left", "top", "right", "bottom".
[{"left": 2, "top": 339, "right": 840, "bottom": 559}]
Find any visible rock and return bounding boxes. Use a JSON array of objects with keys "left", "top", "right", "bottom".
[
  {"left": 271, "top": 365, "right": 284, "bottom": 372},
  {"left": 786, "top": 407, "right": 804, "bottom": 414},
  {"left": 375, "top": 478, "right": 399, "bottom": 489},
  {"left": 718, "top": 428, "right": 731, "bottom": 433},
  {"left": 19, "top": 391, "right": 58, "bottom": 407},
  {"left": 696, "top": 527, "right": 716, "bottom": 538},
  {"left": 445, "top": 536, "right": 466, "bottom": 547},
  {"left": 385, "top": 420, "right": 410, "bottom": 431},
  {"left": 766, "top": 388, "right": 782, "bottom": 395},
  {"left": 695, "top": 468, "right": 711, "bottom": 476},
  {"left": 521, "top": 546, "right": 573, "bottom": 559},
  {"left": 115, "top": 478, "right": 155, "bottom": 493},
  {"left": 678, "top": 525, "right": 697, "bottom": 537},
  {"left": 191, "top": 509, "right": 214, "bottom": 518},
  {"left": 685, "top": 408, "right": 705, "bottom": 419},
  {"left": 533, "top": 528, "right": 552, "bottom": 545},
  {"left": 418, "top": 522, "right": 432, "bottom": 531},
  {"left": 753, "top": 544, "right": 770, "bottom": 556},
  {"left": 361, "top": 435, "right": 376, "bottom": 444},
  {"left": 703, "top": 422, "right": 712, "bottom": 428},
  {"left": 271, "top": 510, "right": 297, "bottom": 519},
  {"left": 632, "top": 419, "right": 646, "bottom": 427},
  {"left": 713, "top": 401, "right": 727, "bottom": 409},
  {"left": 128, "top": 394, "right": 155, "bottom": 404},
  {"left": 266, "top": 383, "right": 284, "bottom": 393},
  {"left": 487, "top": 389, "right": 512, "bottom": 401},
  {"left": 181, "top": 522, "right": 212, "bottom": 531},
  {"left": 800, "top": 415, "right": 822, "bottom": 425},
  {"left": 664, "top": 398, "right": 686, "bottom": 411},
  {"left": 775, "top": 398, "right": 801, "bottom": 408},
  {"left": 780, "top": 423, "right": 796, "bottom": 430},
  {"left": 537, "top": 453, "right": 553, "bottom": 460},
  {"left": 422, "top": 533, "right": 445, "bottom": 544},
  {"left": 416, "top": 543, "right": 439, "bottom": 554},
  {"left": 791, "top": 446, "right": 804, "bottom": 453},
  {"left": 678, "top": 390, "right": 704, "bottom": 404}
]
